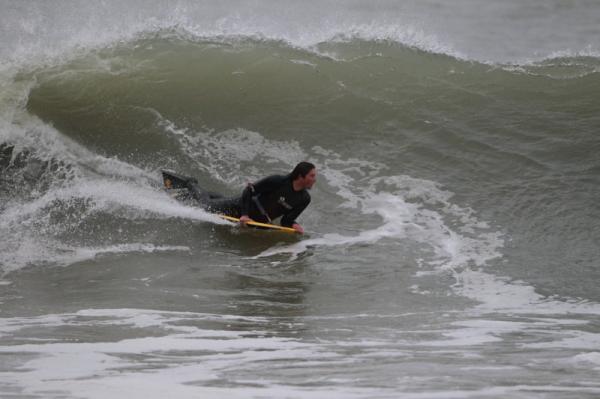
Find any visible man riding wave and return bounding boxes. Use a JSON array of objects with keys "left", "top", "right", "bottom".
[{"left": 162, "top": 162, "right": 316, "bottom": 234}]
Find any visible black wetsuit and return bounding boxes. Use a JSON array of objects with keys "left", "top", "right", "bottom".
[{"left": 188, "top": 174, "right": 310, "bottom": 227}]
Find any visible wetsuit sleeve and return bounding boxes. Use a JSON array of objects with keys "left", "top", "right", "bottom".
[
  {"left": 281, "top": 195, "right": 311, "bottom": 227},
  {"left": 240, "top": 175, "right": 285, "bottom": 216}
]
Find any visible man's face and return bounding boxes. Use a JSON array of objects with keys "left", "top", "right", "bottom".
[{"left": 302, "top": 168, "right": 317, "bottom": 189}]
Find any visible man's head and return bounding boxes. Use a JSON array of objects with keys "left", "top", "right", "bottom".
[{"left": 290, "top": 161, "right": 316, "bottom": 189}]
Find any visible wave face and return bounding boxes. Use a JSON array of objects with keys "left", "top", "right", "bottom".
[
  {"left": 3, "top": 33, "right": 598, "bottom": 274},
  {"left": 1, "top": 2, "right": 600, "bottom": 398}
]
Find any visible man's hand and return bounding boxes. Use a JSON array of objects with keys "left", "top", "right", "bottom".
[
  {"left": 239, "top": 215, "right": 252, "bottom": 226},
  {"left": 292, "top": 223, "right": 304, "bottom": 234}
]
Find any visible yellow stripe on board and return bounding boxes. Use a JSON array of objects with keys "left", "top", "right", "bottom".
[{"left": 218, "top": 215, "right": 299, "bottom": 234}]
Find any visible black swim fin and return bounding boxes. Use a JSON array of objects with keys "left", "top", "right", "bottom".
[{"left": 161, "top": 170, "right": 197, "bottom": 189}]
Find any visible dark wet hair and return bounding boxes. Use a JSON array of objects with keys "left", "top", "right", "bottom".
[{"left": 290, "top": 161, "right": 316, "bottom": 180}]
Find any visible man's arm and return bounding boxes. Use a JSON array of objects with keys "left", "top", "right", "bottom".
[
  {"left": 281, "top": 196, "right": 310, "bottom": 229},
  {"left": 240, "top": 175, "right": 285, "bottom": 220}
]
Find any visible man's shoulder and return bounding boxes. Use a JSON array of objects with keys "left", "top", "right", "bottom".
[
  {"left": 267, "top": 174, "right": 289, "bottom": 181},
  {"left": 252, "top": 174, "right": 290, "bottom": 191},
  {"left": 259, "top": 174, "right": 289, "bottom": 185}
]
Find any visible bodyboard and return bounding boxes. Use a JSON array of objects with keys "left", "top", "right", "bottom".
[{"left": 219, "top": 215, "right": 299, "bottom": 234}]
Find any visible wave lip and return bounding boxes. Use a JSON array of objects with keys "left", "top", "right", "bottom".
[
  {"left": 3, "top": 0, "right": 600, "bottom": 73},
  {"left": 0, "top": 1, "right": 467, "bottom": 70}
]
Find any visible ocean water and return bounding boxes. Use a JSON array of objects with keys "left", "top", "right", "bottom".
[{"left": 1, "top": 1, "right": 600, "bottom": 398}]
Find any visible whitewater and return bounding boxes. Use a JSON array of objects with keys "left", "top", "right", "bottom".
[{"left": 1, "top": 1, "right": 600, "bottom": 398}]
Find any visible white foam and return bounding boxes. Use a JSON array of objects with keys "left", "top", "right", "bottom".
[
  {"left": 389, "top": 386, "right": 600, "bottom": 399},
  {"left": 455, "top": 269, "right": 600, "bottom": 316},
  {"left": 1, "top": 178, "right": 226, "bottom": 227},
  {"left": 528, "top": 46, "right": 600, "bottom": 64},
  {"left": 254, "top": 226, "right": 406, "bottom": 260},
  {"left": 0, "top": 308, "right": 370, "bottom": 399},
  {"left": 57, "top": 243, "right": 191, "bottom": 265},
  {"left": 289, "top": 59, "right": 318, "bottom": 68},
  {"left": 0, "top": 175, "right": 229, "bottom": 270},
  {"left": 0, "top": 240, "right": 190, "bottom": 272},
  {"left": 2, "top": 307, "right": 600, "bottom": 398},
  {"left": 571, "top": 352, "right": 600, "bottom": 368},
  {"left": 527, "top": 330, "right": 600, "bottom": 350}
]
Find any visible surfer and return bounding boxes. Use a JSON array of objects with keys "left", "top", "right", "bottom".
[
  {"left": 239, "top": 161, "right": 315, "bottom": 233},
  {"left": 163, "top": 162, "right": 316, "bottom": 234}
]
